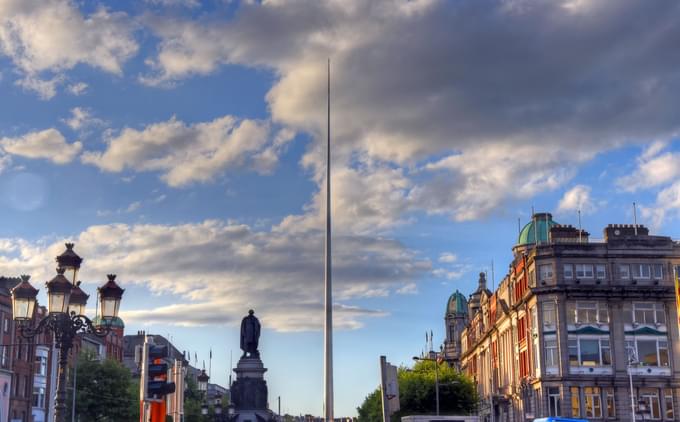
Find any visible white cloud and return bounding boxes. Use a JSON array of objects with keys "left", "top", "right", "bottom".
[
  {"left": 0, "top": 128, "right": 82, "bottom": 164},
  {"left": 617, "top": 142, "right": 680, "bottom": 192},
  {"left": 67, "top": 82, "right": 89, "bottom": 96},
  {"left": 0, "top": 219, "right": 428, "bottom": 331},
  {"left": 0, "top": 0, "right": 138, "bottom": 97},
  {"left": 411, "top": 143, "right": 586, "bottom": 221},
  {"left": 396, "top": 282, "right": 418, "bottom": 295},
  {"left": 141, "top": 0, "right": 680, "bottom": 221},
  {"left": 639, "top": 181, "right": 680, "bottom": 230},
  {"left": 557, "top": 185, "right": 597, "bottom": 214},
  {"left": 438, "top": 253, "right": 457, "bottom": 263},
  {"left": 14, "top": 74, "right": 64, "bottom": 100},
  {"left": 63, "top": 107, "right": 104, "bottom": 131},
  {"left": 82, "top": 115, "right": 273, "bottom": 187}
]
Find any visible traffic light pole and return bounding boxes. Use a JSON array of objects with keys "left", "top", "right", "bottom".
[{"left": 140, "top": 335, "right": 176, "bottom": 422}]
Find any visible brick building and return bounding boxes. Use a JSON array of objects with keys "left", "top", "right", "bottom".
[{"left": 460, "top": 213, "right": 680, "bottom": 421}]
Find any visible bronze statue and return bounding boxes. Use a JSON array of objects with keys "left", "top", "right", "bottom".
[{"left": 240, "top": 309, "right": 261, "bottom": 358}]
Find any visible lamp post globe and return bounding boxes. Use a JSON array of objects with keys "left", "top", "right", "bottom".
[
  {"left": 10, "top": 275, "right": 38, "bottom": 321},
  {"left": 198, "top": 369, "right": 210, "bottom": 393},
  {"left": 46, "top": 268, "right": 72, "bottom": 314},
  {"left": 56, "top": 243, "right": 82, "bottom": 285},
  {"left": 98, "top": 274, "right": 124, "bottom": 319},
  {"left": 68, "top": 283, "right": 89, "bottom": 316}
]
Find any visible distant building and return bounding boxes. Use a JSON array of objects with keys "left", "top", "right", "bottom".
[
  {"left": 443, "top": 290, "right": 468, "bottom": 368},
  {"left": 460, "top": 213, "right": 680, "bottom": 421}
]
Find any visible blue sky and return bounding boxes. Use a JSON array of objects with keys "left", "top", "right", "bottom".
[{"left": 1, "top": 0, "right": 680, "bottom": 416}]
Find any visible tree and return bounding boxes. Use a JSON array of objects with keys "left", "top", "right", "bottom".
[
  {"left": 183, "top": 375, "right": 208, "bottom": 422},
  {"left": 357, "top": 360, "right": 478, "bottom": 422},
  {"left": 67, "top": 351, "right": 139, "bottom": 421}
]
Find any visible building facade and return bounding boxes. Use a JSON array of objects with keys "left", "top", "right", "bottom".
[{"left": 460, "top": 213, "right": 680, "bottom": 421}]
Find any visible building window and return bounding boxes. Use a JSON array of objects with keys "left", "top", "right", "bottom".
[
  {"left": 639, "top": 388, "right": 661, "bottom": 420},
  {"left": 32, "top": 387, "right": 45, "bottom": 408},
  {"left": 545, "top": 339, "right": 559, "bottom": 368},
  {"left": 626, "top": 338, "right": 669, "bottom": 367},
  {"left": 619, "top": 264, "right": 630, "bottom": 279},
  {"left": 548, "top": 387, "right": 561, "bottom": 416},
  {"left": 584, "top": 387, "right": 602, "bottom": 419},
  {"left": 542, "top": 302, "right": 556, "bottom": 327},
  {"left": 564, "top": 264, "right": 573, "bottom": 279},
  {"left": 539, "top": 264, "right": 553, "bottom": 281},
  {"left": 3, "top": 318, "right": 8, "bottom": 333},
  {"left": 664, "top": 388, "right": 674, "bottom": 420},
  {"left": 632, "top": 264, "right": 652, "bottom": 279},
  {"left": 34, "top": 355, "right": 47, "bottom": 376},
  {"left": 567, "top": 301, "right": 609, "bottom": 324},
  {"left": 630, "top": 302, "right": 666, "bottom": 325},
  {"left": 569, "top": 337, "right": 611, "bottom": 366},
  {"left": 595, "top": 264, "right": 606, "bottom": 279},
  {"left": 604, "top": 387, "right": 615, "bottom": 418},
  {"left": 571, "top": 387, "right": 580, "bottom": 418},
  {"left": 575, "top": 264, "right": 594, "bottom": 278}
]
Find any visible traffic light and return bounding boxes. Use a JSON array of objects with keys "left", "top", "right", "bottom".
[{"left": 143, "top": 344, "right": 176, "bottom": 400}]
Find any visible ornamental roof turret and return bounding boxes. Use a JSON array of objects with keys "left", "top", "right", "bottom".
[
  {"left": 517, "top": 212, "right": 558, "bottom": 246},
  {"left": 446, "top": 290, "right": 467, "bottom": 315}
]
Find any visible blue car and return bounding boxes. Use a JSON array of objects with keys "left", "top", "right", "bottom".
[{"left": 533, "top": 418, "right": 589, "bottom": 422}]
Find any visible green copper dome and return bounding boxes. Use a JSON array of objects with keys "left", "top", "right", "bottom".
[
  {"left": 92, "top": 315, "right": 125, "bottom": 329},
  {"left": 446, "top": 290, "right": 467, "bottom": 315},
  {"left": 518, "top": 213, "right": 558, "bottom": 246}
]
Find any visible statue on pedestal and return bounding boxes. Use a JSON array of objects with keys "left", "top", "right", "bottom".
[{"left": 240, "top": 309, "right": 261, "bottom": 358}]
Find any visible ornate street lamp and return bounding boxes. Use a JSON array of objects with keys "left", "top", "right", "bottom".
[
  {"left": 11, "top": 243, "right": 125, "bottom": 422},
  {"left": 11, "top": 275, "right": 38, "bottom": 321},
  {"left": 56, "top": 242, "right": 82, "bottom": 284},
  {"left": 98, "top": 274, "right": 124, "bottom": 319},
  {"left": 198, "top": 369, "right": 210, "bottom": 394}
]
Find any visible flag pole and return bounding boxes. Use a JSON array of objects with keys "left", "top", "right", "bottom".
[{"left": 324, "top": 58, "right": 334, "bottom": 422}]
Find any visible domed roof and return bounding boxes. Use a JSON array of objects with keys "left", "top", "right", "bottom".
[
  {"left": 518, "top": 213, "right": 558, "bottom": 246},
  {"left": 92, "top": 316, "right": 125, "bottom": 329},
  {"left": 446, "top": 290, "right": 467, "bottom": 315}
]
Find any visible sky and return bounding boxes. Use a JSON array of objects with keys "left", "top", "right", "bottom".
[{"left": 1, "top": 0, "right": 680, "bottom": 416}]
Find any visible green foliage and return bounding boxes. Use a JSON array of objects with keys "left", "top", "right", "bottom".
[
  {"left": 357, "top": 360, "right": 478, "bottom": 422},
  {"left": 183, "top": 375, "right": 208, "bottom": 422},
  {"left": 67, "top": 351, "right": 139, "bottom": 422}
]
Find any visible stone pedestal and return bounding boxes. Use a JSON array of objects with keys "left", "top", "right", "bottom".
[{"left": 231, "top": 357, "right": 274, "bottom": 422}]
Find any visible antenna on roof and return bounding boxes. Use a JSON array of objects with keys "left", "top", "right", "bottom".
[
  {"left": 578, "top": 209, "right": 582, "bottom": 243},
  {"left": 633, "top": 202, "right": 638, "bottom": 235},
  {"left": 517, "top": 217, "right": 521, "bottom": 235},
  {"left": 545, "top": 213, "right": 550, "bottom": 244},
  {"left": 491, "top": 260, "right": 495, "bottom": 291}
]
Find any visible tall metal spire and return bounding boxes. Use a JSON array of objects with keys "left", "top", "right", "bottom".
[{"left": 324, "top": 58, "right": 334, "bottom": 422}]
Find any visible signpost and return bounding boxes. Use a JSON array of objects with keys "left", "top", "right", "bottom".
[{"left": 380, "top": 356, "right": 400, "bottom": 422}]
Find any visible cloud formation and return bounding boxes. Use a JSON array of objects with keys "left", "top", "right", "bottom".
[
  {"left": 82, "top": 115, "right": 272, "bottom": 187},
  {"left": 0, "top": 0, "right": 138, "bottom": 98},
  {"left": 140, "top": 0, "right": 680, "bottom": 221},
  {"left": 0, "top": 129, "right": 82, "bottom": 164},
  {"left": 557, "top": 185, "right": 597, "bottom": 214},
  {"left": 0, "top": 219, "right": 429, "bottom": 331}
]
